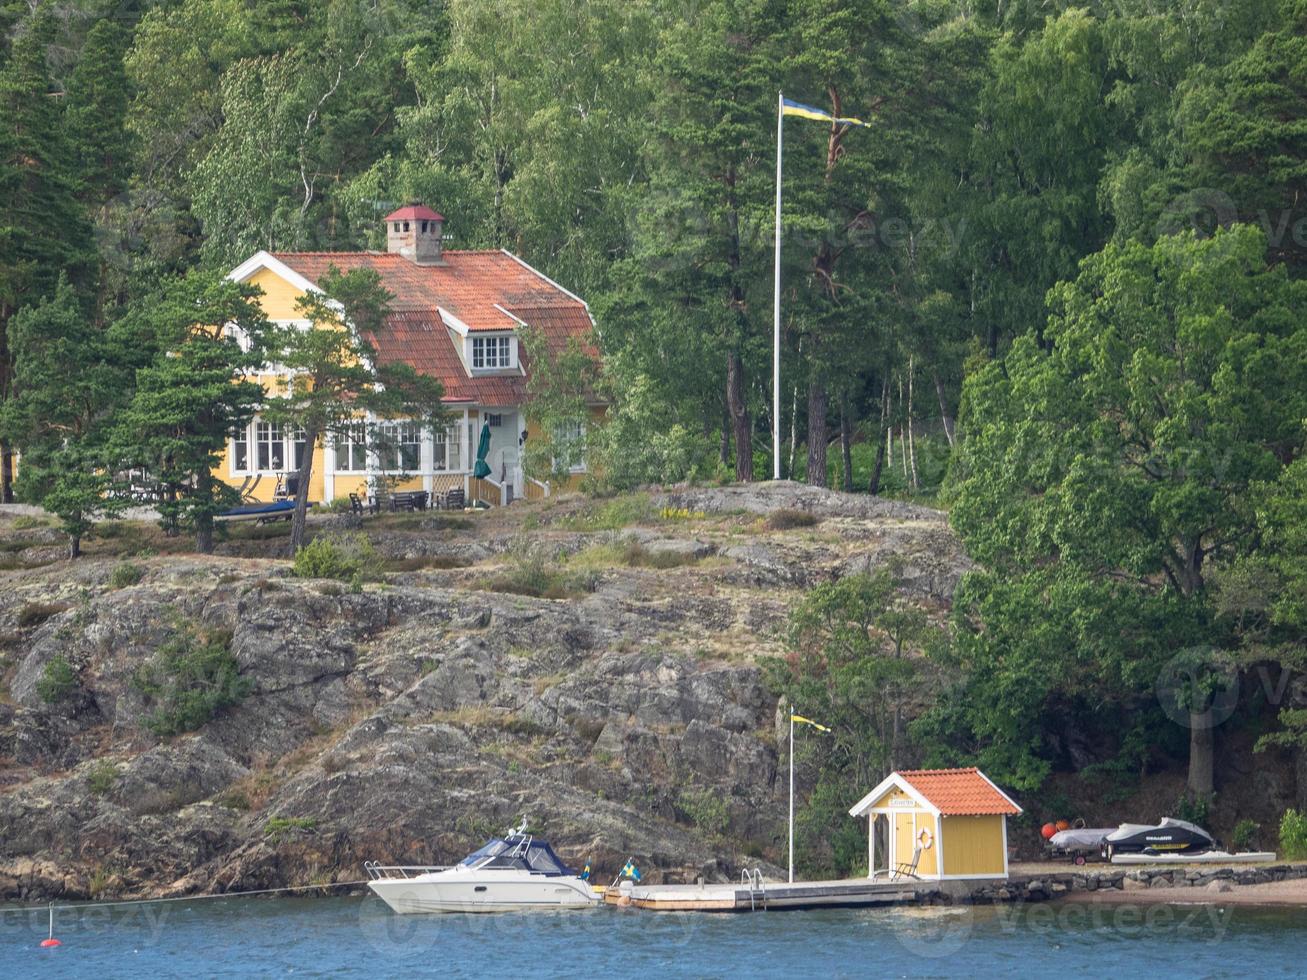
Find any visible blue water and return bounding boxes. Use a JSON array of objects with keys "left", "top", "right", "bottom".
[{"left": 3, "top": 895, "right": 1305, "bottom": 978}]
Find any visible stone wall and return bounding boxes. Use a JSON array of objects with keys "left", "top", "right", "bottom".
[{"left": 967, "top": 863, "right": 1307, "bottom": 902}]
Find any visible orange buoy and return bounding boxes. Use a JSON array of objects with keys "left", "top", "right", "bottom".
[
  {"left": 40, "top": 904, "right": 60, "bottom": 947},
  {"left": 1041, "top": 822, "right": 1057, "bottom": 840},
  {"left": 1055, "top": 819, "right": 1070, "bottom": 832}
]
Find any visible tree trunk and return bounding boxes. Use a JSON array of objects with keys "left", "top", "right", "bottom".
[
  {"left": 68, "top": 534, "right": 81, "bottom": 560},
  {"left": 906, "top": 357, "right": 920, "bottom": 492},
  {"left": 869, "top": 375, "right": 889, "bottom": 495},
  {"left": 289, "top": 423, "right": 319, "bottom": 552},
  {"left": 1188, "top": 708, "right": 1215, "bottom": 799},
  {"left": 933, "top": 369, "right": 955, "bottom": 447},
  {"left": 719, "top": 404, "right": 731, "bottom": 468},
  {"left": 806, "top": 379, "right": 828, "bottom": 487},
  {"left": 839, "top": 391, "right": 853, "bottom": 492},
  {"left": 195, "top": 471, "right": 215, "bottom": 554},
  {"left": 0, "top": 444, "right": 12, "bottom": 504},
  {"left": 726, "top": 350, "right": 752, "bottom": 482}
]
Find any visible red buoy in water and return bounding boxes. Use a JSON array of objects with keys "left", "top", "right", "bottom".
[
  {"left": 1040, "top": 822, "right": 1057, "bottom": 840},
  {"left": 40, "top": 938, "right": 61, "bottom": 948}
]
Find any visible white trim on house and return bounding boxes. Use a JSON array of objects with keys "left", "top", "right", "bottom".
[
  {"left": 848, "top": 774, "right": 938, "bottom": 817},
  {"left": 437, "top": 305, "right": 472, "bottom": 337},
  {"left": 493, "top": 303, "right": 530, "bottom": 328},
  {"left": 227, "top": 250, "right": 322, "bottom": 299},
  {"left": 499, "top": 248, "right": 593, "bottom": 317},
  {"left": 975, "top": 769, "right": 1024, "bottom": 814}
]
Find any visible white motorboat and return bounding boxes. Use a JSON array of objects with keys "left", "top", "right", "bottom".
[{"left": 366, "top": 821, "right": 601, "bottom": 914}]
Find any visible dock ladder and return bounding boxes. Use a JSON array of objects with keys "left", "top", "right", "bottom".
[{"left": 741, "top": 868, "right": 767, "bottom": 910}]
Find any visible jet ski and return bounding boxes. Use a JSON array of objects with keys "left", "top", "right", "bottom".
[{"left": 1103, "top": 817, "right": 1216, "bottom": 859}]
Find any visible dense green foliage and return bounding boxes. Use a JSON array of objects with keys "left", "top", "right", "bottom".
[{"left": 132, "top": 623, "right": 249, "bottom": 736}]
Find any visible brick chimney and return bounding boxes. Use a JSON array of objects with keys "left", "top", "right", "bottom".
[{"left": 384, "top": 204, "right": 444, "bottom": 265}]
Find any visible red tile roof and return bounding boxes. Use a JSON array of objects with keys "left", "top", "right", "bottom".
[
  {"left": 267, "top": 250, "right": 596, "bottom": 406},
  {"left": 898, "top": 768, "right": 1021, "bottom": 816},
  {"left": 384, "top": 204, "right": 444, "bottom": 222}
]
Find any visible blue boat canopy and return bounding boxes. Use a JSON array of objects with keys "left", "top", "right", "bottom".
[{"left": 459, "top": 837, "right": 574, "bottom": 877}]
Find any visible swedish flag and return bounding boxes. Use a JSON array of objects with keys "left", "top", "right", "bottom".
[
  {"left": 621, "top": 860, "right": 642, "bottom": 882},
  {"left": 781, "top": 97, "right": 870, "bottom": 128}
]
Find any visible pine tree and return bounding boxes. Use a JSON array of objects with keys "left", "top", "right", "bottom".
[
  {"left": 262, "top": 266, "right": 445, "bottom": 552},
  {"left": 109, "top": 272, "right": 271, "bottom": 553},
  {"left": 0, "top": 12, "right": 92, "bottom": 501},
  {"left": 0, "top": 276, "right": 126, "bottom": 557},
  {"left": 64, "top": 18, "right": 133, "bottom": 208}
]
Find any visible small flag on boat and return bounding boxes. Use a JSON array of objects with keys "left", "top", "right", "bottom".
[
  {"left": 781, "top": 97, "right": 871, "bottom": 128},
  {"left": 621, "top": 860, "right": 642, "bottom": 882},
  {"left": 580, "top": 862, "right": 591, "bottom": 882},
  {"left": 791, "top": 713, "right": 831, "bottom": 733}
]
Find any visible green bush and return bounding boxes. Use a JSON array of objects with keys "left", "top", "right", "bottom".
[
  {"left": 291, "top": 533, "right": 378, "bottom": 580},
  {"left": 1175, "top": 792, "right": 1211, "bottom": 828},
  {"left": 1232, "top": 818, "right": 1260, "bottom": 852},
  {"left": 36, "top": 654, "right": 78, "bottom": 704},
  {"left": 133, "top": 624, "right": 250, "bottom": 736},
  {"left": 1280, "top": 809, "right": 1307, "bottom": 860},
  {"left": 87, "top": 759, "right": 119, "bottom": 796},
  {"left": 678, "top": 787, "right": 729, "bottom": 837},
  {"left": 109, "top": 562, "right": 145, "bottom": 588}
]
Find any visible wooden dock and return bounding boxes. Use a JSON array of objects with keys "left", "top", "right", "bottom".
[{"left": 604, "top": 877, "right": 924, "bottom": 912}]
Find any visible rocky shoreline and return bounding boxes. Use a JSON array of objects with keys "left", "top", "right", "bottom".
[{"left": 0, "top": 484, "right": 970, "bottom": 903}]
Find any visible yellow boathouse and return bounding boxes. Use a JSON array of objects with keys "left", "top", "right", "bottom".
[{"left": 848, "top": 767, "right": 1022, "bottom": 881}]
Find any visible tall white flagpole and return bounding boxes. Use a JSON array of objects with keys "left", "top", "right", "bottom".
[
  {"left": 788, "top": 704, "right": 795, "bottom": 882},
  {"left": 773, "top": 91, "right": 784, "bottom": 482}
]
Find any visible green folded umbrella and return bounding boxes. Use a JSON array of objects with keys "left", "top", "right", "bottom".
[{"left": 472, "top": 420, "right": 492, "bottom": 478}]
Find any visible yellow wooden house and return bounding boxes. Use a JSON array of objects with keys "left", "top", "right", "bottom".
[
  {"left": 219, "top": 204, "right": 603, "bottom": 507},
  {"left": 848, "top": 767, "right": 1022, "bottom": 881}
]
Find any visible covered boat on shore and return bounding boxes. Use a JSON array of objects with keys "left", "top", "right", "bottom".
[
  {"left": 1103, "top": 817, "right": 1215, "bottom": 859},
  {"left": 366, "top": 822, "right": 601, "bottom": 914}
]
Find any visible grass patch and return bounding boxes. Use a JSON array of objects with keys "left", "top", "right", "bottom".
[
  {"left": 479, "top": 553, "right": 598, "bottom": 599},
  {"left": 109, "top": 562, "right": 146, "bottom": 588},
  {"left": 264, "top": 815, "right": 318, "bottom": 840},
  {"left": 11, "top": 515, "right": 50, "bottom": 530},
  {"left": 559, "top": 493, "right": 653, "bottom": 531},
  {"left": 569, "top": 538, "right": 699, "bottom": 572},
  {"left": 764, "top": 508, "right": 820, "bottom": 530},
  {"left": 132, "top": 622, "right": 250, "bottom": 736},
  {"left": 17, "top": 601, "right": 68, "bottom": 629},
  {"left": 384, "top": 554, "right": 470, "bottom": 573}
]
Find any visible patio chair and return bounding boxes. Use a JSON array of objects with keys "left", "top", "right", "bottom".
[
  {"left": 442, "top": 488, "right": 465, "bottom": 511},
  {"left": 890, "top": 847, "right": 922, "bottom": 881}
]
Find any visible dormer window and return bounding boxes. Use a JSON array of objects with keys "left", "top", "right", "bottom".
[
  {"left": 420, "top": 221, "right": 428, "bottom": 233},
  {"left": 471, "top": 335, "right": 512, "bottom": 370}
]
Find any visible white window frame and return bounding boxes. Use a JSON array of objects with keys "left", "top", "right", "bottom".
[
  {"left": 230, "top": 424, "right": 252, "bottom": 475},
  {"left": 256, "top": 420, "right": 285, "bottom": 472},
  {"left": 471, "top": 334, "right": 513, "bottom": 371},
  {"left": 379, "top": 421, "right": 423, "bottom": 473},
  {"left": 553, "top": 418, "right": 587, "bottom": 474},
  {"left": 335, "top": 424, "right": 369, "bottom": 474},
  {"left": 229, "top": 417, "right": 315, "bottom": 475},
  {"left": 432, "top": 424, "right": 463, "bottom": 471}
]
